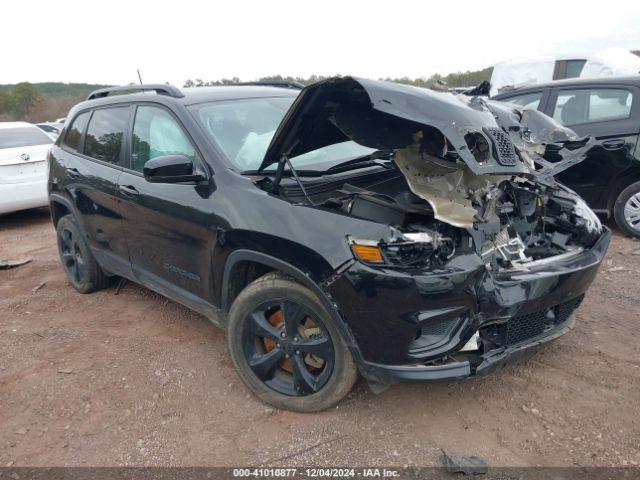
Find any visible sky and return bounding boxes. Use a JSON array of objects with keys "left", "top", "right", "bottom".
[{"left": 1, "top": 0, "right": 639, "bottom": 86}]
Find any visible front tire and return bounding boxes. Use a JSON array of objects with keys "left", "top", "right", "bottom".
[
  {"left": 56, "top": 215, "right": 110, "bottom": 293},
  {"left": 613, "top": 181, "right": 640, "bottom": 238},
  {"left": 227, "top": 272, "right": 358, "bottom": 412}
]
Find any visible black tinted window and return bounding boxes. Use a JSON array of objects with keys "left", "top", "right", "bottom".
[
  {"left": 84, "top": 107, "right": 129, "bottom": 164},
  {"left": 0, "top": 127, "right": 53, "bottom": 149},
  {"left": 63, "top": 112, "right": 90, "bottom": 151}
]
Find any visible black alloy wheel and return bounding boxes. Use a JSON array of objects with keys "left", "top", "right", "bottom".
[
  {"left": 55, "top": 215, "right": 110, "bottom": 293},
  {"left": 242, "top": 300, "right": 335, "bottom": 396},
  {"left": 59, "top": 226, "right": 85, "bottom": 285},
  {"left": 227, "top": 272, "right": 358, "bottom": 412}
]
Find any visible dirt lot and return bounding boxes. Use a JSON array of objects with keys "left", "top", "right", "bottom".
[{"left": 1, "top": 208, "right": 639, "bottom": 468}]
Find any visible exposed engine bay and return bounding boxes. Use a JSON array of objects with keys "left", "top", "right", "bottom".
[
  {"left": 308, "top": 166, "right": 601, "bottom": 272},
  {"left": 258, "top": 76, "right": 603, "bottom": 272}
]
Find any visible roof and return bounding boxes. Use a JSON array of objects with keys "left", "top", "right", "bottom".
[
  {"left": 492, "top": 75, "right": 640, "bottom": 97},
  {"left": 0, "top": 122, "right": 37, "bottom": 129},
  {"left": 79, "top": 84, "right": 299, "bottom": 110},
  {"left": 179, "top": 85, "right": 299, "bottom": 104}
]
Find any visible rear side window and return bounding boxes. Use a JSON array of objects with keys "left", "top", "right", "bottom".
[
  {"left": 503, "top": 92, "right": 543, "bottom": 110},
  {"left": 84, "top": 107, "right": 130, "bottom": 165},
  {"left": 0, "top": 127, "right": 53, "bottom": 149},
  {"left": 553, "top": 88, "right": 633, "bottom": 125},
  {"left": 131, "top": 106, "right": 195, "bottom": 172},
  {"left": 63, "top": 112, "right": 90, "bottom": 152}
]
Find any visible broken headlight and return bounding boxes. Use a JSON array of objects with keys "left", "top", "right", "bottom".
[
  {"left": 464, "top": 131, "right": 491, "bottom": 164},
  {"left": 349, "top": 232, "right": 454, "bottom": 268},
  {"left": 572, "top": 196, "right": 602, "bottom": 235}
]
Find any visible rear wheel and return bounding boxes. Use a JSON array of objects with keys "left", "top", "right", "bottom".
[
  {"left": 56, "top": 215, "right": 110, "bottom": 293},
  {"left": 227, "top": 272, "right": 358, "bottom": 412},
  {"left": 614, "top": 181, "right": 640, "bottom": 238}
]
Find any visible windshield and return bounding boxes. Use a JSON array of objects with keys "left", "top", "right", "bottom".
[
  {"left": 189, "top": 97, "right": 375, "bottom": 172},
  {"left": 0, "top": 127, "right": 53, "bottom": 149}
]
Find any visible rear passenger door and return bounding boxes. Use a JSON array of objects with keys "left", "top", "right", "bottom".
[
  {"left": 544, "top": 85, "right": 639, "bottom": 209},
  {"left": 57, "top": 106, "right": 133, "bottom": 277},
  {"left": 117, "top": 103, "right": 217, "bottom": 312}
]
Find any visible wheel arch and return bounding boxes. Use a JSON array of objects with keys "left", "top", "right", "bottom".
[
  {"left": 220, "top": 249, "right": 365, "bottom": 365},
  {"left": 49, "top": 194, "right": 73, "bottom": 226},
  {"left": 607, "top": 169, "right": 640, "bottom": 215},
  {"left": 49, "top": 193, "right": 89, "bottom": 236}
]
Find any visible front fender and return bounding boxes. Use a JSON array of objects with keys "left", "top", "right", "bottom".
[{"left": 219, "top": 249, "right": 366, "bottom": 367}]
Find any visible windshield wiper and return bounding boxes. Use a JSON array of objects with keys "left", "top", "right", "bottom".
[
  {"left": 244, "top": 150, "right": 394, "bottom": 177},
  {"left": 326, "top": 149, "right": 394, "bottom": 172}
]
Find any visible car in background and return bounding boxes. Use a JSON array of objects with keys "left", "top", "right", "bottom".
[
  {"left": 55, "top": 117, "right": 66, "bottom": 124},
  {"left": 36, "top": 122, "right": 63, "bottom": 138},
  {"left": 0, "top": 122, "right": 53, "bottom": 214},
  {"left": 493, "top": 76, "right": 640, "bottom": 238}
]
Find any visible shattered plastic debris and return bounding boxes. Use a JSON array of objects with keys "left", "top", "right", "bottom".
[
  {"left": 443, "top": 450, "right": 488, "bottom": 476},
  {"left": 0, "top": 258, "right": 32, "bottom": 269}
]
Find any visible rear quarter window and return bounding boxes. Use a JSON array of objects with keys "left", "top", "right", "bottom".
[{"left": 63, "top": 112, "right": 90, "bottom": 152}]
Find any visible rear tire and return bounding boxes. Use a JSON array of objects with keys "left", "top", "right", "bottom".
[
  {"left": 613, "top": 181, "right": 640, "bottom": 239},
  {"left": 227, "top": 272, "right": 358, "bottom": 412},
  {"left": 56, "top": 215, "right": 110, "bottom": 293}
]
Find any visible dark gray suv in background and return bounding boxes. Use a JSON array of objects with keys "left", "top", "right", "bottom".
[{"left": 494, "top": 76, "right": 640, "bottom": 237}]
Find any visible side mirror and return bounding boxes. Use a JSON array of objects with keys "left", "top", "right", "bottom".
[{"left": 143, "top": 155, "right": 205, "bottom": 183}]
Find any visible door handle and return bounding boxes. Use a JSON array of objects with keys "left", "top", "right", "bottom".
[
  {"left": 602, "top": 139, "right": 625, "bottom": 150},
  {"left": 67, "top": 167, "right": 81, "bottom": 178},
  {"left": 118, "top": 185, "right": 139, "bottom": 197}
]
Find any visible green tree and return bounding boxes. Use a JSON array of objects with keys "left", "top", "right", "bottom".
[
  {"left": 9, "top": 82, "right": 42, "bottom": 119},
  {"left": 0, "top": 91, "right": 13, "bottom": 118},
  {"left": 182, "top": 68, "right": 493, "bottom": 91}
]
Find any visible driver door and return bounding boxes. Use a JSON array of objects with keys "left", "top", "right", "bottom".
[{"left": 118, "top": 103, "right": 218, "bottom": 308}]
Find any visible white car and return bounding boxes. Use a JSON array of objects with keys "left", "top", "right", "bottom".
[
  {"left": 0, "top": 122, "right": 54, "bottom": 214},
  {"left": 35, "top": 122, "right": 62, "bottom": 138}
]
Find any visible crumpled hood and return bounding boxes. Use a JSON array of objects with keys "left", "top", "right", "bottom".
[{"left": 259, "top": 76, "right": 579, "bottom": 176}]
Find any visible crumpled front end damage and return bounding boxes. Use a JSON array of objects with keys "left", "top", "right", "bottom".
[{"left": 261, "top": 77, "right": 611, "bottom": 383}]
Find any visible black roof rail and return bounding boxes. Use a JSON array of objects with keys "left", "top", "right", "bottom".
[
  {"left": 231, "top": 81, "right": 305, "bottom": 90},
  {"left": 86, "top": 84, "right": 184, "bottom": 101}
]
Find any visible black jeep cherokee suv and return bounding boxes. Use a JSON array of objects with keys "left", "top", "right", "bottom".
[{"left": 48, "top": 78, "right": 610, "bottom": 412}]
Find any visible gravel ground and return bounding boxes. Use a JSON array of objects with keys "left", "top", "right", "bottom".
[{"left": 1, "top": 208, "right": 639, "bottom": 467}]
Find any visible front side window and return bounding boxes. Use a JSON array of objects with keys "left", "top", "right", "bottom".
[
  {"left": 84, "top": 107, "right": 129, "bottom": 165},
  {"left": 553, "top": 88, "right": 633, "bottom": 125},
  {"left": 190, "top": 97, "right": 374, "bottom": 172},
  {"left": 0, "top": 127, "right": 53, "bottom": 149},
  {"left": 131, "top": 106, "right": 196, "bottom": 172},
  {"left": 503, "top": 92, "right": 543, "bottom": 110},
  {"left": 63, "top": 112, "right": 90, "bottom": 152}
]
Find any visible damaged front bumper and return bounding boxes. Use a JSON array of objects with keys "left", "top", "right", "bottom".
[
  {"left": 326, "top": 228, "right": 611, "bottom": 386},
  {"left": 361, "top": 316, "right": 574, "bottom": 384}
]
